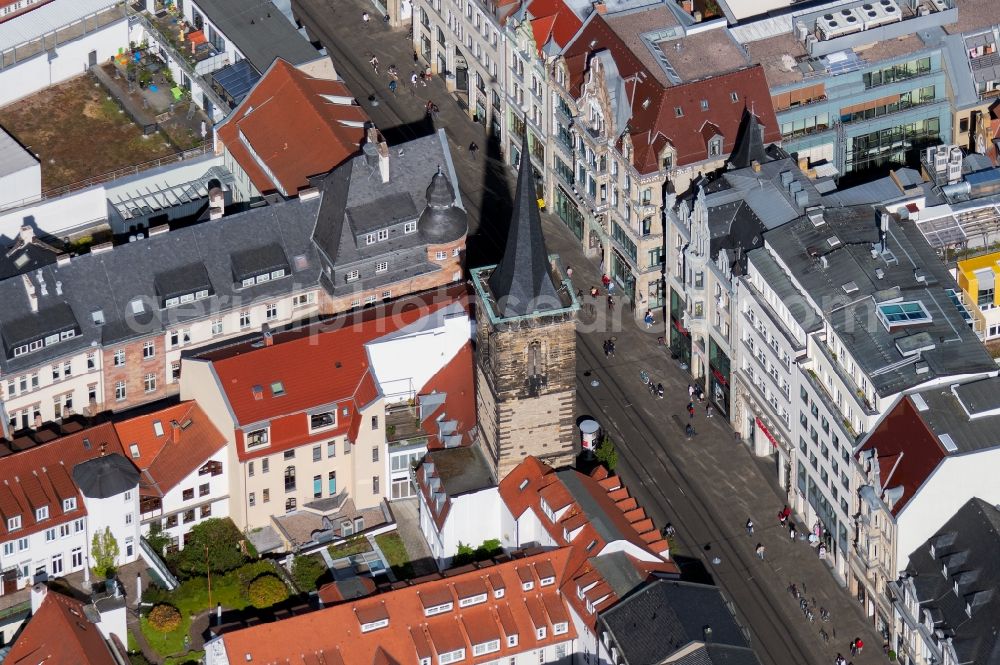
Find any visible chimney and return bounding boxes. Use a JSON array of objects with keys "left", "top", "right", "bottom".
[
  {"left": 593, "top": 0, "right": 607, "bottom": 13},
  {"left": 170, "top": 420, "right": 181, "bottom": 444},
  {"left": 299, "top": 187, "right": 320, "bottom": 201},
  {"left": 99, "top": 442, "right": 107, "bottom": 456},
  {"left": 56, "top": 253, "right": 71, "bottom": 266},
  {"left": 31, "top": 583, "right": 47, "bottom": 613},
  {"left": 148, "top": 224, "right": 170, "bottom": 237},
  {"left": 262, "top": 324, "right": 273, "bottom": 347},
  {"left": 366, "top": 127, "right": 389, "bottom": 183},
  {"left": 55, "top": 281, "right": 62, "bottom": 296},
  {"left": 19, "top": 225, "right": 34, "bottom": 246},
  {"left": 90, "top": 241, "right": 114, "bottom": 255},
  {"left": 209, "top": 186, "right": 225, "bottom": 220},
  {"left": 36, "top": 270, "right": 47, "bottom": 296},
  {"left": 22, "top": 274, "right": 37, "bottom": 312}
]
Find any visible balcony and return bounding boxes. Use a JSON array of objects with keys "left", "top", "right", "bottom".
[
  {"left": 386, "top": 402, "right": 429, "bottom": 447},
  {"left": 812, "top": 340, "right": 878, "bottom": 418}
]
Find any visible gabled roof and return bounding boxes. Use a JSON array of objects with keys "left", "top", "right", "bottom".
[
  {"left": 113, "top": 402, "right": 227, "bottom": 497},
  {"left": 904, "top": 498, "right": 1000, "bottom": 665},
  {"left": 216, "top": 59, "right": 368, "bottom": 197},
  {"left": 561, "top": 14, "right": 779, "bottom": 174},
  {"left": 498, "top": 456, "right": 678, "bottom": 626},
  {"left": 0, "top": 423, "right": 123, "bottom": 539},
  {"left": 525, "top": 0, "right": 582, "bottom": 55},
  {"left": 857, "top": 397, "right": 946, "bottom": 517},
  {"left": 216, "top": 549, "right": 576, "bottom": 665},
  {"left": 417, "top": 342, "right": 476, "bottom": 450},
  {"left": 601, "top": 579, "right": 761, "bottom": 665},
  {"left": 6, "top": 588, "right": 117, "bottom": 665}
]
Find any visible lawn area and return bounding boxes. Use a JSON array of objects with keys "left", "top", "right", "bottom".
[
  {"left": 375, "top": 532, "right": 415, "bottom": 580},
  {"left": 141, "top": 566, "right": 260, "bottom": 659},
  {"left": 328, "top": 537, "right": 373, "bottom": 560},
  {"left": 0, "top": 74, "right": 179, "bottom": 191}
]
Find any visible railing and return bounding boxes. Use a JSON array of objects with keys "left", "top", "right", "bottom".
[
  {"left": 139, "top": 536, "right": 179, "bottom": 590},
  {"left": 0, "top": 600, "right": 30, "bottom": 623}
]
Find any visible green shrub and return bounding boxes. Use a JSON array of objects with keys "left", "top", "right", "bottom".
[
  {"left": 246, "top": 574, "right": 289, "bottom": 609},
  {"left": 235, "top": 560, "right": 276, "bottom": 589},
  {"left": 147, "top": 603, "right": 181, "bottom": 633},
  {"left": 291, "top": 556, "right": 326, "bottom": 593},
  {"left": 170, "top": 518, "right": 248, "bottom": 578},
  {"left": 474, "top": 538, "right": 502, "bottom": 560}
]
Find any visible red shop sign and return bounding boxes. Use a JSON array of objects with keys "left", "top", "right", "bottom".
[
  {"left": 711, "top": 367, "right": 728, "bottom": 386},
  {"left": 755, "top": 417, "right": 778, "bottom": 448}
]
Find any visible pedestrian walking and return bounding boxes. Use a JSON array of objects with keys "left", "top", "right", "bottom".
[
  {"left": 746, "top": 518, "right": 754, "bottom": 536},
  {"left": 685, "top": 423, "right": 695, "bottom": 437},
  {"left": 566, "top": 265, "right": 573, "bottom": 279},
  {"left": 362, "top": 10, "right": 370, "bottom": 26},
  {"left": 778, "top": 505, "right": 790, "bottom": 525},
  {"left": 705, "top": 402, "right": 713, "bottom": 418},
  {"left": 383, "top": 12, "right": 390, "bottom": 24},
  {"left": 608, "top": 339, "right": 615, "bottom": 357},
  {"left": 835, "top": 655, "right": 846, "bottom": 665},
  {"left": 601, "top": 274, "right": 611, "bottom": 289},
  {"left": 410, "top": 71, "right": 418, "bottom": 93},
  {"left": 369, "top": 55, "right": 380, "bottom": 73},
  {"left": 644, "top": 310, "right": 654, "bottom": 329},
  {"left": 608, "top": 281, "right": 615, "bottom": 295},
  {"left": 656, "top": 383, "right": 664, "bottom": 399},
  {"left": 789, "top": 521, "right": 796, "bottom": 539},
  {"left": 590, "top": 286, "right": 599, "bottom": 298},
  {"left": 469, "top": 142, "right": 479, "bottom": 159},
  {"left": 755, "top": 543, "right": 765, "bottom": 559},
  {"left": 688, "top": 384, "right": 695, "bottom": 399},
  {"left": 852, "top": 638, "right": 863, "bottom": 655},
  {"left": 413, "top": 50, "right": 419, "bottom": 64},
  {"left": 607, "top": 295, "right": 614, "bottom": 310},
  {"left": 388, "top": 79, "right": 397, "bottom": 95},
  {"left": 687, "top": 402, "right": 695, "bottom": 418},
  {"left": 603, "top": 340, "right": 610, "bottom": 357}
]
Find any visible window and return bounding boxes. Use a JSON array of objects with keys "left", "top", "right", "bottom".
[
  {"left": 74, "top": 518, "right": 84, "bottom": 532},
  {"left": 459, "top": 593, "right": 487, "bottom": 607},
  {"left": 285, "top": 466, "right": 296, "bottom": 492},
  {"left": 284, "top": 450, "right": 295, "bottom": 460},
  {"left": 372, "top": 447, "right": 380, "bottom": 463},
  {"left": 182, "top": 509, "right": 195, "bottom": 524},
  {"left": 143, "top": 341, "right": 155, "bottom": 358},
  {"left": 45, "top": 528, "right": 56, "bottom": 542},
  {"left": 313, "top": 475, "right": 322, "bottom": 498},
  {"left": 439, "top": 649, "right": 465, "bottom": 665},
  {"left": 248, "top": 461, "right": 255, "bottom": 477},
  {"left": 62, "top": 497, "right": 76, "bottom": 511},
  {"left": 183, "top": 488, "right": 194, "bottom": 501},
  {"left": 365, "top": 233, "right": 377, "bottom": 245},
  {"left": 144, "top": 373, "right": 156, "bottom": 393},
  {"left": 199, "top": 483, "right": 209, "bottom": 497},
  {"left": 536, "top": 627, "right": 547, "bottom": 639},
  {"left": 311, "top": 411, "right": 336, "bottom": 431},
  {"left": 265, "top": 304, "right": 278, "bottom": 321},
  {"left": 553, "top": 622, "right": 568, "bottom": 635},
  {"left": 435, "top": 251, "right": 447, "bottom": 260},
  {"left": 473, "top": 640, "right": 500, "bottom": 656},
  {"left": 59, "top": 524, "right": 70, "bottom": 538},
  {"left": 373, "top": 475, "right": 380, "bottom": 494},
  {"left": 212, "top": 320, "right": 224, "bottom": 335},
  {"left": 285, "top": 498, "right": 297, "bottom": 512},
  {"left": 312, "top": 445, "right": 322, "bottom": 462},
  {"left": 2, "top": 542, "right": 13, "bottom": 557},
  {"left": 425, "top": 602, "right": 453, "bottom": 616},
  {"left": 125, "top": 513, "right": 133, "bottom": 525},
  {"left": 240, "top": 311, "right": 251, "bottom": 328},
  {"left": 271, "top": 381, "right": 285, "bottom": 397},
  {"left": 328, "top": 471, "right": 337, "bottom": 496},
  {"left": 507, "top": 635, "right": 518, "bottom": 647},
  {"left": 404, "top": 221, "right": 417, "bottom": 234},
  {"left": 246, "top": 428, "right": 268, "bottom": 449},
  {"left": 346, "top": 269, "right": 360, "bottom": 282},
  {"left": 249, "top": 492, "right": 256, "bottom": 507},
  {"left": 113, "top": 349, "right": 125, "bottom": 366},
  {"left": 371, "top": 416, "right": 379, "bottom": 430},
  {"left": 263, "top": 489, "right": 270, "bottom": 503},
  {"left": 262, "top": 458, "right": 269, "bottom": 473},
  {"left": 17, "top": 537, "right": 28, "bottom": 551},
  {"left": 327, "top": 441, "right": 337, "bottom": 458},
  {"left": 36, "top": 506, "right": 48, "bottom": 520},
  {"left": 115, "top": 381, "right": 127, "bottom": 401},
  {"left": 375, "top": 261, "right": 388, "bottom": 273}
]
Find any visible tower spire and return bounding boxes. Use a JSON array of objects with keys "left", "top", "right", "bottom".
[
  {"left": 727, "top": 106, "right": 766, "bottom": 170},
  {"left": 487, "top": 133, "right": 561, "bottom": 316}
]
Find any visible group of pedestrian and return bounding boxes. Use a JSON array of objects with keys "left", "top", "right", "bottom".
[{"left": 832, "top": 638, "right": 863, "bottom": 665}]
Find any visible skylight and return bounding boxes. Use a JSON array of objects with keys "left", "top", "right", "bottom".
[
  {"left": 877, "top": 300, "right": 932, "bottom": 329},
  {"left": 271, "top": 381, "right": 285, "bottom": 396}
]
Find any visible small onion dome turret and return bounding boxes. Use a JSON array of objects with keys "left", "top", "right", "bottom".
[{"left": 417, "top": 167, "right": 468, "bottom": 244}]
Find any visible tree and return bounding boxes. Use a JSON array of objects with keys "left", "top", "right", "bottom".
[
  {"left": 452, "top": 542, "right": 476, "bottom": 566},
  {"left": 595, "top": 437, "right": 619, "bottom": 472},
  {"left": 146, "top": 603, "right": 181, "bottom": 633},
  {"left": 170, "top": 518, "right": 247, "bottom": 578},
  {"left": 145, "top": 522, "right": 171, "bottom": 556},
  {"left": 474, "top": 539, "right": 502, "bottom": 561},
  {"left": 291, "top": 555, "right": 326, "bottom": 592},
  {"left": 91, "top": 527, "right": 120, "bottom": 579},
  {"left": 247, "top": 574, "right": 289, "bottom": 609}
]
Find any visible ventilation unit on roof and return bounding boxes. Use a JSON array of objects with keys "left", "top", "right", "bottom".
[
  {"left": 842, "top": 281, "right": 858, "bottom": 294},
  {"left": 939, "top": 433, "right": 958, "bottom": 452},
  {"left": 816, "top": 10, "right": 863, "bottom": 40}
]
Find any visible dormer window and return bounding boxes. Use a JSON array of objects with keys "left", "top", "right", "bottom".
[
  {"left": 424, "top": 602, "right": 453, "bottom": 616},
  {"left": 539, "top": 497, "right": 554, "bottom": 521},
  {"left": 360, "top": 618, "right": 389, "bottom": 632},
  {"left": 62, "top": 498, "right": 76, "bottom": 511},
  {"left": 231, "top": 245, "right": 290, "bottom": 289},
  {"left": 507, "top": 635, "right": 518, "bottom": 647},
  {"left": 6, "top": 516, "right": 21, "bottom": 531},
  {"left": 536, "top": 627, "right": 547, "bottom": 639},
  {"left": 553, "top": 622, "right": 568, "bottom": 635},
  {"left": 309, "top": 410, "right": 337, "bottom": 431},
  {"left": 539, "top": 575, "right": 555, "bottom": 587},
  {"left": 709, "top": 137, "right": 723, "bottom": 158},
  {"left": 35, "top": 507, "right": 48, "bottom": 521},
  {"left": 458, "top": 593, "right": 487, "bottom": 607},
  {"left": 245, "top": 427, "right": 269, "bottom": 449},
  {"left": 155, "top": 263, "right": 214, "bottom": 308},
  {"left": 522, "top": 581, "right": 534, "bottom": 591}
]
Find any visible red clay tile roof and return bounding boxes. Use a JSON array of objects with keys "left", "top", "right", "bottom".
[
  {"left": 526, "top": 0, "right": 582, "bottom": 55},
  {"left": 419, "top": 342, "right": 476, "bottom": 449},
  {"left": 497, "top": 456, "right": 678, "bottom": 626},
  {"left": 215, "top": 58, "right": 369, "bottom": 197},
  {"left": 113, "top": 402, "right": 227, "bottom": 496},
  {"left": 317, "top": 575, "right": 377, "bottom": 605},
  {"left": 562, "top": 15, "right": 779, "bottom": 174},
  {"left": 218, "top": 549, "right": 576, "bottom": 664},
  {"left": 857, "top": 397, "right": 946, "bottom": 516},
  {"left": 0, "top": 423, "right": 124, "bottom": 539},
  {"left": 6, "top": 589, "right": 116, "bottom": 665}
]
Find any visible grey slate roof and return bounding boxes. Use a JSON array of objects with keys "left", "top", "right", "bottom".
[
  {"left": 311, "top": 130, "right": 463, "bottom": 296},
  {"left": 417, "top": 169, "right": 468, "bottom": 245},
  {"left": 764, "top": 206, "right": 995, "bottom": 397},
  {"left": 487, "top": 134, "right": 562, "bottom": 317},
  {"left": 191, "top": 0, "right": 319, "bottom": 72},
  {"left": 745, "top": 247, "right": 822, "bottom": 334},
  {"left": 903, "top": 498, "right": 1000, "bottom": 665},
  {"left": 601, "top": 579, "right": 761, "bottom": 665},
  {"left": 726, "top": 108, "right": 766, "bottom": 171},
  {"left": 906, "top": 376, "right": 1000, "bottom": 454},
  {"left": 591, "top": 551, "right": 645, "bottom": 598},
  {"left": 72, "top": 453, "right": 140, "bottom": 499},
  {"left": 0, "top": 131, "right": 460, "bottom": 376},
  {"left": 556, "top": 469, "right": 629, "bottom": 544},
  {"left": 0, "top": 197, "right": 323, "bottom": 374}
]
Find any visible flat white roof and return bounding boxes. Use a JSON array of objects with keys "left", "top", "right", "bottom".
[
  {"left": 0, "top": 0, "right": 117, "bottom": 50},
  {"left": 0, "top": 125, "right": 37, "bottom": 178}
]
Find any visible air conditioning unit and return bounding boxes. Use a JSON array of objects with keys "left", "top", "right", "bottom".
[
  {"left": 816, "top": 10, "right": 862, "bottom": 40},
  {"left": 795, "top": 21, "right": 809, "bottom": 42}
]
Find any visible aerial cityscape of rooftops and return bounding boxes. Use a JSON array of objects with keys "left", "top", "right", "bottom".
[{"left": 2, "top": 0, "right": 1000, "bottom": 662}]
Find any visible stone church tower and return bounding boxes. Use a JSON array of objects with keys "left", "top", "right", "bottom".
[{"left": 471, "top": 135, "right": 580, "bottom": 480}]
